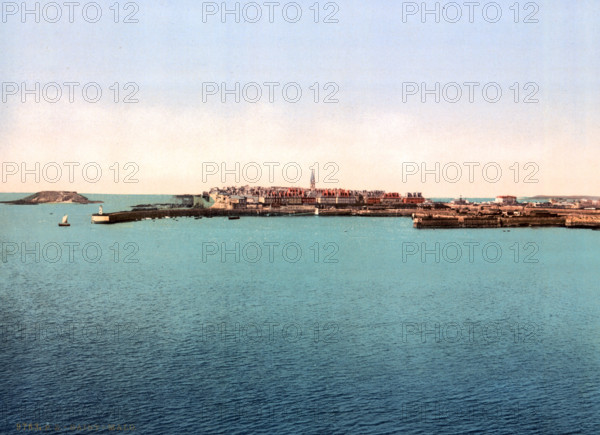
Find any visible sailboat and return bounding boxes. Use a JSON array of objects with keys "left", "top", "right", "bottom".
[{"left": 58, "top": 215, "right": 70, "bottom": 227}]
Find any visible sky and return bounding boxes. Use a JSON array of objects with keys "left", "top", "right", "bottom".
[{"left": 0, "top": 0, "right": 598, "bottom": 197}]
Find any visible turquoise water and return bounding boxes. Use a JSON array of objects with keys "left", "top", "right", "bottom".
[{"left": 1, "top": 194, "right": 599, "bottom": 434}]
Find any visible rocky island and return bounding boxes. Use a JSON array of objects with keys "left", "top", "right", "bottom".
[{"left": 1, "top": 191, "right": 102, "bottom": 205}]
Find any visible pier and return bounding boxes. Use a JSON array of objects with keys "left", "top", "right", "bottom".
[{"left": 91, "top": 207, "right": 421, "bottom": 224}]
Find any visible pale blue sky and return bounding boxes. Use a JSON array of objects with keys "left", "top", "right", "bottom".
[{"left": 1, "top": 1, "right": 598, "bottom": 195}]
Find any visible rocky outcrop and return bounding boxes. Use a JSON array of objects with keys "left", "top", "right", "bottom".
[{"left": 2, "top": 191, "right": 102, "bottom": 204}]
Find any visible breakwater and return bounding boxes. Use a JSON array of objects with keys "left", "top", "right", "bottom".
[
  {"left": 413, "top": 213, "right": 600, "bottom": 229},
  {"left": 90, "top": 206, "right": 600, "bottom": 229},
  {"left": 91, "top": 207, "right": 420, "bottom": 224}
]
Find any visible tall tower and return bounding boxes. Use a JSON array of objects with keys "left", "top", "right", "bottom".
[{"left": 310, "top": 169, "right": 316, "bottom": 190}]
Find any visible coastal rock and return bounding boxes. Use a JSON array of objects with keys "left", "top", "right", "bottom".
[{"left": 1, "top": 191, "right": 103, "bottom": 205}]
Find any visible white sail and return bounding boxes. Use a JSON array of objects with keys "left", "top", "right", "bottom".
[{"left": 62, "top": 215, "right": 68, "bottom": 224}]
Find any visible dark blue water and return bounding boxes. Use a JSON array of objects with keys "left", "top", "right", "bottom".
[{"left": 1, "top": 194, "right": 599, "bottom": 434}]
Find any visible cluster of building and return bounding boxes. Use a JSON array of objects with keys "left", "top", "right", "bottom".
[
  {"left": 176, "top": 188, "right": 426, "bottom": 210},
  {"left": 451, "top": 195, "right": 519, "bottom": 206},
  {"left": 493, "top": 195, "right": 600, "bottom": 209},
  {"left": 450, "top": 195, "right": 600, "bottom": 210},
  {"left": 171, "top": 169, "right": 600, "bottom": 212},
  {"left": 174, "top": 171, "right": 427, "bottom": 210},
  {"left": 546, "top": 198, "right": 600, "bottom": 209},
  {"left": 171, "top": 191, "right": 600, "bottom": 212},
  {"left": 495, "top": 195, "right": 518, "bottom": 205}
]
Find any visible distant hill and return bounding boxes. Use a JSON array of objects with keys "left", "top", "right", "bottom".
[
  {"left": 529, "top": 195, "right": 600, "bottom": 200},
  {"left": 1, "top": 191, "right": 103, "bottom": 204}
]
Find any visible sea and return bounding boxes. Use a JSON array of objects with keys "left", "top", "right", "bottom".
[{"left": 1, "top": 194, "right": 599, "bottom": 434}]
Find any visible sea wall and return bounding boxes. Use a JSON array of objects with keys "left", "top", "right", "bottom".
[
  {"left": 414, "top": 214, "right": 569, "bottom": 229},
  {"left": 566, "top": 215, "right": 600, "bottom": 228},
  {"left": 92, "top": 207, "right": 425, "bottom": 223}
]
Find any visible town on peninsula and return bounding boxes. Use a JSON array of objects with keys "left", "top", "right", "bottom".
[{"left": 4, "top": 173, "right": 600, "bottom": 229}]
